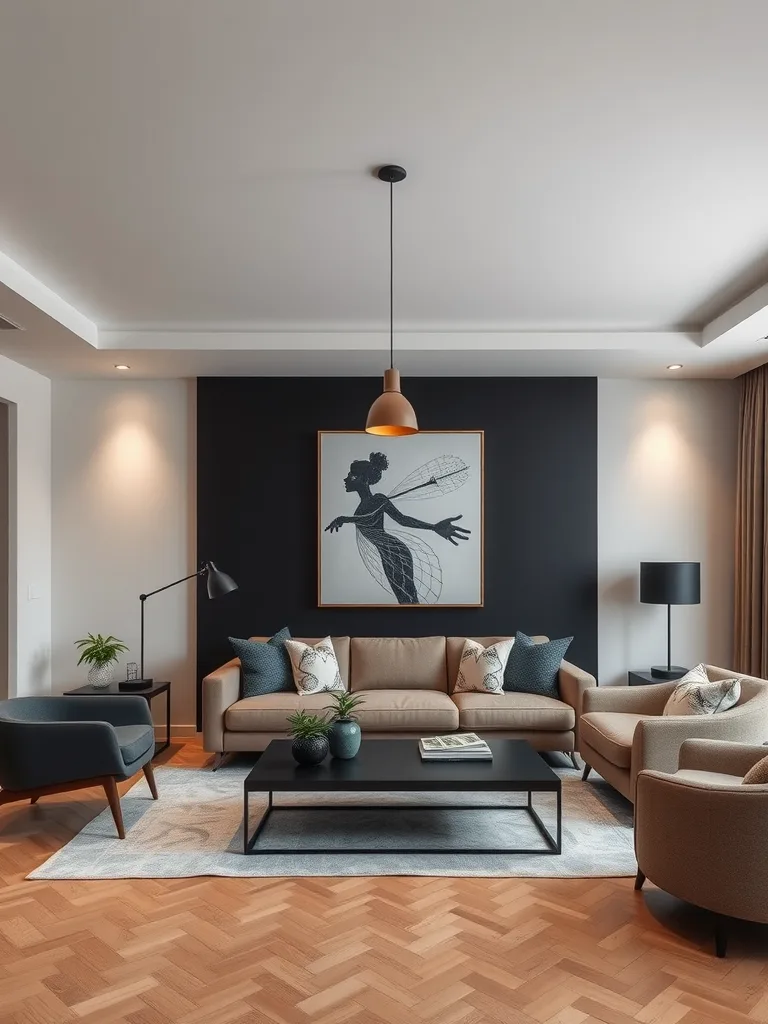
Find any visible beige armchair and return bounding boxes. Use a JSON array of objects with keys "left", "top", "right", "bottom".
[
  {"left": 634, "top": 739, "right": 768, "bottom": 957},
  {"left": 579, "top": 666, "right": 768, "bottom": 802}
]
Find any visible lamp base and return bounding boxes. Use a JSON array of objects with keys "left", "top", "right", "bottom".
[
  {"left": 650, "top": 665, "right": 688, "bottom": 680},
  {"left": 119, "top": 678, "right": 154, "bottom": 691}
]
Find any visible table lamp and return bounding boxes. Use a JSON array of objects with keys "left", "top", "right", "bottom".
[
  {"left": 640, "top": 561, "right": 700, "bottom": 679},
  {"left": 126, "top": 561, "right": 238, "bottom": 690}
]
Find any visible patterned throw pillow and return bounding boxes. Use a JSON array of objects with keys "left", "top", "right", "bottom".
[
  {"left": 743, "top": 755, "right": 768, "bottom": 785},
  {"left": 229, "top": 627, "right": 293, "bottom": 698},
  {"left": 503, "top": 631, "right": 572, "bottom": 699},
  {"left": 453, "top": 638, "right": 514, "bottom": 694},
  {"left": 285, "top": 637, "right": 344, "bottom": 694},
  {"left": 662, "top": 664, "right": 741, "bottom": 716}
]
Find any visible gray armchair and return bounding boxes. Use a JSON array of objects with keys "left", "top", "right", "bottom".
[{"left": 0, "top": 696, "right": 159, "bottom": 838}]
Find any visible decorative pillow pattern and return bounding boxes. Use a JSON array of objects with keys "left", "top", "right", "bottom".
[
  {"left": 662, "top": 664, "right": 741, "bottom": 716},
  {"left": 285, "top": 636, "right": 344, "bottom": 694},
  {"left": 453, "top": 638, "right": 514, "bottom": 694},
  {"left": 743, "top": 754, "right": 768, "bottom": 785},
  {"left": 503, "top": 631, "right": 572, "bottom": 699},
  {"left": 229, "top": 627, "right": 293, "bottom": 698}
]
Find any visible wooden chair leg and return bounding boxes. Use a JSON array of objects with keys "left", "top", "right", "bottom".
[
  {"left": 582, "top": 764, "right": 592, "bottom": 782},
  {"left": 634, "top": 869, "right": 646, "bottom": 891},
  {"left": 142, "top": 762, "right": 159, "bottom": 800},
  {"left": 102, "top": 777, "right": 125, "bottom": 839}
]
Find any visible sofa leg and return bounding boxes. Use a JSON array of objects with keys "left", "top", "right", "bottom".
[
  {"left": 714, "top": 914, "right": 728, "bottom": 958},
  {"left": 569, "top": 752, "right": 579, "bottom": 770},
  {"left": 582, "top": 764, "right": 592, "bottom": 782},
  {"left": 103, "top": 777, "right": 126, "bottom": 839},
  {"left": 212, "top": 752, "right": 228, "bottom": 771},
  {"left": 30, "top": 796, "right": 39, "bottom": 804},
  {"left": 634, "top": 869, "right": 646, "bottom": 891},
  {"left": 142, "top": 762, "right": 159, "bottom": 800}
]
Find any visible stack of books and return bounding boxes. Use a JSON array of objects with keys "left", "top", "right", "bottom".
[{"left": 419, "top": 733, "right": 492, "bottom": 761}]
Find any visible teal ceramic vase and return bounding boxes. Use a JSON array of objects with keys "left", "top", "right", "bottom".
[{"left": 329, "top": 719, "right": 361, "bottom": 759}]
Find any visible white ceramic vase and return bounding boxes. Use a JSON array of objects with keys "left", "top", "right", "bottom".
[{"left": 87, "top": 662, "right": 113, "bottom": 689}]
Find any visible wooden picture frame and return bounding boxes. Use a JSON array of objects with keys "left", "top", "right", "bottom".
[{"left": 318, "top": 430, "right": 484, "bottom": 607}]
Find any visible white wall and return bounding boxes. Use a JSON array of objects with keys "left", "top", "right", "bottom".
[
  {"left": 51, "top": 380, "right": 196, "bottom": 729},
  {"left": 598, "top": 379, "right": 739, "bottom": 685},
  {"left": 0, "top": 354, "right": 52, "bottom": 695}
]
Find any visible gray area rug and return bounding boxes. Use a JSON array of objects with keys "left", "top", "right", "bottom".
[{"left": 29, "top": 760, "right": 635, "bottom": 879}]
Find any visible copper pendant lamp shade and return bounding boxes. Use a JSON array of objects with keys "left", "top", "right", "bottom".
[
  {"left": 366, "top": 368, "right": 418, "bottom": 435},
  {"left": 365, "top": 165, "right": 419, "bottom": 436}
]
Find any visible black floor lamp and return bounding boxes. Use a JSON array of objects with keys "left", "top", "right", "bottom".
[
  {"left": 640, "top": 561, "right": 701, "bottom": 679},
  {"left": 130, "top": 561, "right": 238, "bottom": 689}
]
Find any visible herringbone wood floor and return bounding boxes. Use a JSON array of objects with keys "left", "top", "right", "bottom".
[{"left": 0, "top": 740, "right": 766, "bottom": 1024}]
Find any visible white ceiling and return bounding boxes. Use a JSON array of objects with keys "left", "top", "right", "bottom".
[{"left": 1, "top": 0, "right": 767, "bottom": 379}]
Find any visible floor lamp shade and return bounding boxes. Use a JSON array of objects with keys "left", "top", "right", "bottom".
[{"left": 640, "top": 561, "right": 701, "bottom": 679}]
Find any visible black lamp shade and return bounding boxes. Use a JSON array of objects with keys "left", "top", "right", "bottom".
[
  {"left": 640, "top": 562, "right": 700, "bottom": 606},
  {"left": 204, "top": 561, "right": 238, "bottom": 599}
]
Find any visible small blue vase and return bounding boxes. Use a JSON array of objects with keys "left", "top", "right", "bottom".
[{"left": 329, "top": 719, "right": 361, "bottom": 759}]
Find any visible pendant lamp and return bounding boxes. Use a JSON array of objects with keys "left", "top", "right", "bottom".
[{"left": 365, "top": 164, "right": 419, "bottom": 436}]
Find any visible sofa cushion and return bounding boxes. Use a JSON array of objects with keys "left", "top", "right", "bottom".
[
  {"left": 580, "top": 712, "right": 655, "bottom": 768},
  {"left": 353, "top": 690, "right": 459, "bottom": 732},
  {"left": 249, "top": 636, "right": 350, "bottom": 690},
  {"left": 230, "top": 628, "right": 293, "bottom": 697},
  {"left": 504, "top": 632, "right": 572, "bottom": 698},
  {"left": 451, "top": 691, "right": 575, "bottom": 732},
  {"left": 225, "top": 692, "right": 342, "bottom": 732},
  {"left": 447, "top": 636, "right": 548, "bottom": 689},
  {"left": 350, "top": 637, "right": 447, "bottom": 691},
  {"left": 114, "top": 724, "right": 155, "bottom": 764}
]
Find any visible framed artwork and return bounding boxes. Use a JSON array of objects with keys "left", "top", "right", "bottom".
[{"left": 318, "top": 431, "right": 484, "bottom": 607}]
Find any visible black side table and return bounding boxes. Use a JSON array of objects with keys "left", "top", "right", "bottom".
[
  {"left": 628, "top": 670, "right": 685, "bottom": 686},
  {"left": 63, "top": 681, "right": 171, "bottom": 757}
]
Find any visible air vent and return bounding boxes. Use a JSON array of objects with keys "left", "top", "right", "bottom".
[{"left": 0, "top": 315, "right": 22, "bottom": 330}]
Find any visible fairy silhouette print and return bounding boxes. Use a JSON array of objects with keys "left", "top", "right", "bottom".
[{"left": 324, "top": 452, "right": 471, "bottom": 604}]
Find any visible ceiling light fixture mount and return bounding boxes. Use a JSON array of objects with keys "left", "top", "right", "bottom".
[
  {"left": 666, "top": 364, "right": 683, "bottom": 370},
  {"left": 365, "top": 164, "right": 418, "bottom": 436}
]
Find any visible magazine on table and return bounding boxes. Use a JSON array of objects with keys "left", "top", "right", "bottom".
[{"left": 419, "top": 733, "right": 492, "bottom": 760}]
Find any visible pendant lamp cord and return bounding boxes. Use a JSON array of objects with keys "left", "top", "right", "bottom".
[{"left": 389, "top": 180, "right": 394, "bottom": 370}]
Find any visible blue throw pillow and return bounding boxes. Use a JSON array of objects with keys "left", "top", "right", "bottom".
[
  {"left": 503, "top": 631, "right": 573, "bottom": 699},
  {"left": 229, "top": 628, "right": 293, "bottom": 697}
]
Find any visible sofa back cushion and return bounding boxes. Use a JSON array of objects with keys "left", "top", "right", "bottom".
[
  {"left": 350, "top": 636, "right": 447, "bottom": 691},
  {"left": 446, "top": 636, "right": 548, "bottom": 691},
  {"left": 249, "top": 636, "right": 350, "bottom": 690}
]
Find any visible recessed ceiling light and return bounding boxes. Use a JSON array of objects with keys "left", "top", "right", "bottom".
[
  {"left": 666, "top": 364, "right": 683, "bottom": 370},
  {"left": 114, "top": 364, "right": 130, "bottom": 370}
]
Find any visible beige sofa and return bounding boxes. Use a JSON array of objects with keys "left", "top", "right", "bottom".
[
  {"left": 580, "top": 666, "right": 768, "bottom": 803},
  {"left": 203, "top": 634, "right": 596, "bottom": 760}
]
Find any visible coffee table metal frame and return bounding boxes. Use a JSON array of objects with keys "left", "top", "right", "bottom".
[{"left": 242, "top": 739, "right": 562, "bottom": 856}]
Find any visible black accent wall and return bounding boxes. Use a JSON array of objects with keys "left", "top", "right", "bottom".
[{"left": 197, "top": 377, "right": 597, "bottom": 726}]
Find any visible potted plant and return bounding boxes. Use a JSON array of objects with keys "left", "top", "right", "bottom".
[
  {"left": 287, "top": 710, "right": 331, "bottom": 766},
  {"left": 325, "top": 691, "right": 365, "bottom": 759},
  {"left": 75, "top": 633, "right": 129, "bottom": 689}
]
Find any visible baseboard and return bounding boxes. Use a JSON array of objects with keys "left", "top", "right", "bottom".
[{"left": 154, "top": 724, "right": 199, "bottom": 738}]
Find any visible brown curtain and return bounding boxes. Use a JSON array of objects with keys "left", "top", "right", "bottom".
[{"left": 734, "top": 365, "right": 768, "bottom": 676}]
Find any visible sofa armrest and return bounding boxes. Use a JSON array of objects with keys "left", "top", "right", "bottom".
[
  {"left": 582, "top": 681, "right": 676, "bottom": 716},
  {"left": 631, "top": 704, "right": 768, "bottom": 798},
  {"left": 57, "top": 695, "right": 153, "bottom": 728},
  {"left": 0, "top": 720, "right": 126, "bottom": 790},
  {"left": 558, "top": 661, "right": 596, "bottom": 749},
  {"left": 202, "top": 659, "right": 241, "bottom": 753},
  {"left": 678, "top": 738, "right": 768, "bottom": 776}
]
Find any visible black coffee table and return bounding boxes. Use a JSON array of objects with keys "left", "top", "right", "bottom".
[{"left": 242, "top": 738, "right": 561, "bottom": 855}]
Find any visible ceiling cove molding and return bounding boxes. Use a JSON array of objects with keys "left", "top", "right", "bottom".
[
  {"left": 702, "top": 282, "right": 768, "bottom": 348},
  {"left": 0, "top": 251, "right": 97, "bottom": 346},
  {"left": 98, "top": 329, "right": 700, "bottom": 353}
]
